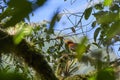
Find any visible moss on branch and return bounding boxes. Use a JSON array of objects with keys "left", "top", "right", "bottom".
[{"left": 0, "top": 29, "right": 58, "bottom": 80}]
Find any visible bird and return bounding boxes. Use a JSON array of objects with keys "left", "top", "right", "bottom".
[
  {"left": 64, "top": 40, "right": 78, "bottom": 52},
  {"left": 64, "top": 39, "right": 90, "bottom": 53}
]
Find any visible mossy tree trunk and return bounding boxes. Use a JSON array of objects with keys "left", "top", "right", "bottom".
[{"left": 0, "top": 29, "right": 58, "bottom": 80}]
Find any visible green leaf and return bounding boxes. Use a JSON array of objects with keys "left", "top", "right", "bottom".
[
  {"left": 76, "top": 36, "right": 88, "bottom": 61},
  {"left": 104, "top": 0, "right": 113, "bottom": 6},
  {"left": 4, "top": 0, "right": 32, "bottom": 27},
  {"left": 94, "top": 3, "right": 103, "bottom": 10},
  {"left": 84, "top": 7, "right": 92, "bottom": 20},
  {"left": 97, "top": 67, "right": 115, "bottom": 80},
  {"left": 93, "top": 11, "right": 107, "bottom": 19},
  {"left": 88, "top": 76, "right": 96, "bottom": 80},
  {"left": 106, "top": 21, "right": 120, "bottom": 40},
  {"left": 119, "top": 12, "right": 120, "bottom": 18},
  {"left": 94, "top": 27, "right": 101, "bottom": 42},
  {"left": 13, "top": 23, "right": 32, "bottom": 44},
  {"left": 0, "top": 0, "right": 46, "bottom": 27},
  {"left": 0, "top": 71, "right": 29, "bottom": 80},
  {"left": 91, "top": 21, "right": 96, "bottom": 28},
  {"left": 48, "top": 12, "right": 59, "bottom": 34},
  {"left": 56, "top": 13, "right": 63, "bottom": 21},
  {"left": 109, "top": 4, "right": 119, "bottom": 11},
  {"left": 92, "top": 42, "right": 101, "bottom": 48},
  {"left": 97, "top": 12, "right": 119, "bottom": 24}
]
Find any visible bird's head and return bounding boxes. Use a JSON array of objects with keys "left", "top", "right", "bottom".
[{"left": 64, "top": 40, "right": 74, "bottom": 45}]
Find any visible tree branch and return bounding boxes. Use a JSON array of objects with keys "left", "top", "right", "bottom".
[{"left": 0, "top": 29, "right": 58, "bottom": 80}]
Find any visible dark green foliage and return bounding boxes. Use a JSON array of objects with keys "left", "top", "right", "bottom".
[
  {"left": 91, "top": 21, "right": 96, "bottom": 28},
  {"left": 36, "top": 0, "right": 47, "bottom": 6},
  {"left": 94, "top": 3, "right": 103, "bottom": 10},
  {"left": 95, "top": 12, "right": 119, "bottom": 24},
  {"left": 92, "top": 1, "right": 120, "bottom": 46},
  {"left": 76, "top": 36, "right": 88, "bottom": 60},
  {"left": 84, "top": 7, "right": 92, "bottom": 20},
  {"left": 96, "top": 67, "right": 115, "bottom": 80},
  {"left": 0, "top": 71, "right": 29, "bottom": 80},
  {"left": 0, "top": 0, "right": 120, "bottom": 80},
  {"left": 0, "top": 0, "right": 46, "bottom": 27},
  {"left": 48, "top": 12, "right": 59, "bottom": 34},
  {"left": 0, "top": 0, "right": 32, "bottom": 27},
  {"left": 94, "top": 27, "right": 101, "bottom": 42},
  {"left": 109, "top": 4, "right": 120, "bottom": 11},
  {"left": 106, "top": 21, "right": 120, "bottom": 41}
]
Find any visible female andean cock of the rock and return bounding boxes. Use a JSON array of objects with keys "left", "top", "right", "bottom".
[{"left": 64, "top": 40, "right": 78, "bottom": 52}]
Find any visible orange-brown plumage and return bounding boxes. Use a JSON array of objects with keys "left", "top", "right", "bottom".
[
  {"left": 64, "top": 40, "right": 78, "bottom": 51},
  {"left": 64, "top": 40, "right": 90, "bottom": 53}
]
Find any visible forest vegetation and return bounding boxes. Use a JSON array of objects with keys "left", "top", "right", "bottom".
[{"left": 0, "top": 0, "right": 120, "bottom": 80}]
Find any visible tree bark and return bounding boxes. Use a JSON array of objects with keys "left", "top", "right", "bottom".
[{"left": 0, "top": 29, "right": 58, "bottom": 80}]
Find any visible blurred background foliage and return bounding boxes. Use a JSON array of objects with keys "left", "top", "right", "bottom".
[{"left": 0, "top": 0, "right": 120, "bottom": 80}]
